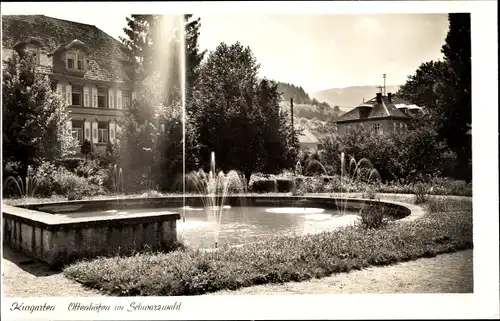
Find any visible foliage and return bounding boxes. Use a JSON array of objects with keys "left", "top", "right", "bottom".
[
  {"left": 397, "top": 13, "right": 471, "bottom": 181},
  {"left": 64, "top": 198, "right": 472, "bottom": 296},
  {"left": 320, "top": 121, "right": 456, "bottom": 183},
  {"left": 192, "top": 42, "right": 299, "bottom": 185},
  {"left": 247, "top": 172, "right": 472, "bottom": 197},
  {"left": 359, "top": 203, "right": 388, "bottom": 229},
  {"left": 80, "top": 139, "right": 93, "bottom": 159},
  {"left": 249, "top": 177, "right": 277, "bottom": 193},
  {"left": 276, "top": 178, "right": 294, "bottom": 193},
  {"left": 32, "top": 161, "right": 103, "bottom": 198},
  {"left": 118, "top": 15, "right": 205, "bottom": 192},
  {"left": 2, "top": 52, "right": 77, "bottom": 175}
]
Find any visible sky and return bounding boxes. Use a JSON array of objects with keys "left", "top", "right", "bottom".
[{"left": 3, "top": 12, "right": 449, "bottom": 93}]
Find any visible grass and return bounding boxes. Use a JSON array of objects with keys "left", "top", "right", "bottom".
[{"left": 62, "top": 197, "right": 472, "bottom": 296}]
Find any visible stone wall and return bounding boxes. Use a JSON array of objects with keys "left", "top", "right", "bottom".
[{"left": 2, "top": 204, "right": 180, "bottom": 268}]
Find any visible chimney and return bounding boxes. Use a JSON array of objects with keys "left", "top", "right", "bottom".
[
  {"left": 376, "top": 92, "right": 382, "bottom": 104},
  {"left": 387, "top": 92, "right": 392, "bottom": 103}
]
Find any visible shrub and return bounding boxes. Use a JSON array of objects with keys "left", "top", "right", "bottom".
[
  {"left": 58, "top": 157, "right": 82, "bottom": 172},
  {"left": 359, "top": 203, "right": 388, "bottom": 229},
  {"left": 250, "top": 178, "right": 277, "bottom": 193},
  {"left": 362, "top": 187, "right": 377, "bottom": 200},
  {"left": 414, "top": 182, "right": 428, "bottom": 204},
  {"left": 293, "top": 176, "right": 305, "bottom": 188},
  {"left": 75, "top": 159, "right": 101, "bottom": 178},
  {"left": 276, "top": 178, "right": 294, "bottom": 193}
]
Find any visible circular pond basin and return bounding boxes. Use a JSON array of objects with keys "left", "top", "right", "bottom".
[{"left": 59, "top": 205, "right": 361, "bottom": 248}]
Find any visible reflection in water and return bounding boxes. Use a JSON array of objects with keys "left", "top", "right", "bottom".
[
  {"left": 265, "top": 207, "right": 325, "bottom": 214},
  {"left": 61, "top": 206, "right": 360, "bottom": 248}
]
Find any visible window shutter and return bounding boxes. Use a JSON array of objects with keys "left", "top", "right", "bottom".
[
  {"left": 92, "top": 122, "right": 98, "bottom": 144},
  {"left": 116, "top": 89, "right": 122, "bottom": 110},
  {"left": 84, "top": 121, "right": 91, "bottom": 140},
  {"left": 131, "top": 91, "right": 136, "bottom": 103},
  {"left": 109, "top": 122, "right": 116, "bottom": 143},
  {"left": 65, "top": 84, "right": 72, "bottom": 105},
  {"left": 83, "top": 87, "right": 90, "bottom": 107},
  {"left": 108, "top": 89, "right": 114, "bottom": 109},
  {"left": 92, "top": 87, "right": 98, "bottom": 107}
]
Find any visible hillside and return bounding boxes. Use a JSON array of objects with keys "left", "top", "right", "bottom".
[
  {"left": 279, "top": 101, "right": 339, "bottom": 141},
  {"left": 310, "top": 85, "right": 401, "bottom": 111}
]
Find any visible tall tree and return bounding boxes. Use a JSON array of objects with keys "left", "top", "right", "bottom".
[
  {"left": 192, "top": 42, "right": 299, "bottom": 184},
  {"left": 2, "top": 52, "right": 77, "bottom": 175},
  {"left": 118, "top": 14, "right": 206, "bottom": 190},
  {"left": 120, "top": 14, "right": 205, "bottom": 89},
  {"left": 397, "top": 13, "right": 471, "bottom": 181},
  {"left": 438, "top": 13, "right": 471, "bottom": 181}
]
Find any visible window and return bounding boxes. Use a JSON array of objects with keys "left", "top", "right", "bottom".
[
  {"left": 72, "top": 85, "right": 83, "bottom": 106},
  {"left": 98, "top": 122, "right": 108, "bottom": 143},
  {"left": 122, "top": 90, "right": 132, "bottom": 109},
  {"left": 97, "top": 88, "right": 107, "bottom": 108},
  {"left": 374, "top": 123, "right": 383, "bottom": 134},
  {"left": 67, "top": 50, "right": 86, "bottom": 71},
  {"left": 71, "top": 120, "right": 84, "bottom": 144},
  {"left": 77, "top": 56, "right": 84, "bottom": 71},
  {"left": 393, "top": 122, "right": 397, "bottom": 133},
  {"left": 67, "top": 52, "right": 76, "bottom": 69},
  {"left": 400, "top": 123, "right": 404, "bottom": 132}
]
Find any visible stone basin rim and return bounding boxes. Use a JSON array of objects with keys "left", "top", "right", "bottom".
[{"left": 3, "top": 195, "right": 425, "bottom": 224}]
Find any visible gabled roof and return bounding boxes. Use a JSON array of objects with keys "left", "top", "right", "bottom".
[
  {"left": 337, "top": 94, "right": 413, "bottom": 123},
  {"left": 2, "top": 15, "right": 133, "bottom": 84},
  {"left": 297, "top": 126, "right": 320, "bottom": 144}
]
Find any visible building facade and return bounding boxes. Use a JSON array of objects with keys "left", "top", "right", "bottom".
[
  {"left": 2, "top": 15, "right": 136, "bottom": 156},
  {"left": 336, "top": 92, "right": 423, "bottom": 136}
]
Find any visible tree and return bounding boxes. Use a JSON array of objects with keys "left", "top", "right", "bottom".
[
  {"left": 397, "top": 13, "right": 471, "bottom": 181},
  {"left": 2, "top": 51, "right": 77, "bottom": 175},
  {"left": 192, "top": 42, "right": 299, "bottom": 185},
  {"left": 438, "top": 13, "right": 471, "bottom": 181},
  {"left": 397, "top": 60, "right": 450, "bottom": 114},
  {"left": 118, "top": 14, "right": 206, "bottom": 191},
  {"left": 81, "top": 139, "right": 92, "bottom": 161}
]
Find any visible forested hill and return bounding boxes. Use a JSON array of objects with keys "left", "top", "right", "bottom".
[
  {"left": 274, "top": 81, "right": 340, "bottom": 141},
  {"left": 276, "top": 81, "right": 331, "bottom": 109},
  {"left": 277, "top": 82, "right": 311, "bottom": 104}
]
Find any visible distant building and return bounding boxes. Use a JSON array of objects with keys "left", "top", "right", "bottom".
[
  {"left": 297, "top": 127, "right": 320, "bottom": 150},
  {"left": 336, "top": 92, "right": 424, "bottom": 136},
  {"left": 2, "top": 15, "right": 136, "bottom": 156}
]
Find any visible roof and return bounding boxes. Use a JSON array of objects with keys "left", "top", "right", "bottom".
[
  {"left": 297, "top": 126, "right": 320, "bottom": 144},
  {"left": 2, "top": 15, "right": 133, "bottom": 84},
  {"left": 337, "top": 94, "right": 413, "bottom": 123}
]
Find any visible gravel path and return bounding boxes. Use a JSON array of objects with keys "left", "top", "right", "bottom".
[
  {"left": 2, "top": 246, "right": 472, "bottom": 297},
  {"left": 208, "top": 250, "right": 473, "bottom": 295},
  {"left": 2, "top": 245, "right": 102, "bottom": 297}
]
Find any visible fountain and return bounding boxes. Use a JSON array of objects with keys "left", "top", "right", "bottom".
[
  {"left": 337, "top": 151, "right": 381, "bottom": 215},
  {"left": 184, "top": 151, "right": 245, "bottom": 248},
  {"left": 109, "top": 164, "right": 124, "bottom": 194},
  {"left": 3, "top": 165, "right": 40, "bottom": 198}
]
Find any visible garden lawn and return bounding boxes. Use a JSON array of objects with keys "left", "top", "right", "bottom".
[{"left": 63, "top": 197, "right": 472, "bottom": 296}]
